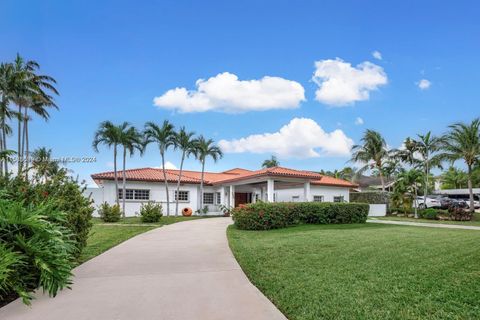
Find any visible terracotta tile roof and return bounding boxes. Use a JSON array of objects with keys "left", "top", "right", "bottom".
[{"left": 91, "top": 166, "right": 357, "bottom": 188}]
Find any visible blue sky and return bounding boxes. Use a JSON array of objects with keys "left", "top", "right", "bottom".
[{"left": 1, "top": 0, "right": 479, "bottom": 185}]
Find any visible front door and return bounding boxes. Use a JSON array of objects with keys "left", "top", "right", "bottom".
[{"left": 235, "top": 193, "right": 250, "bottom": 206}]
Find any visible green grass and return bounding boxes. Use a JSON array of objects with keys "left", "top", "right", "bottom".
[
  {"left": 375, "top": 212, "right": 480, "bottom": 226},
  {"left": 79, "top": 216, "right": 210, "bottom": 264},
  {"left": 228, "top": 223, "right": 480, "bottom": 320}
]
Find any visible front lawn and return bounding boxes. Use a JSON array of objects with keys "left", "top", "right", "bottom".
[
  {"left": 79, "top": 216, "right": 209, "bottom": 264},
  {"left": 228, "top": 223, "right": 480, "bottom": 320},
  {"left": 374, "top": 212, "right": 480, "bottom": 226}
]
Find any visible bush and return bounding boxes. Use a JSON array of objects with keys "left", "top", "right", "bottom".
[
  {"left": 0, "top": 198, "right": 76, "bottom": 305},
  {"left": 0, "top": 173, "right": 93, "bottom": 256},
  {"left": 419, "top": 208, "right": 438, "bottom": 220},
  {"left": 350, "top": 191, "right": 390, "bottom": 204},
  {"left": 139, "top": 202, "right": 163, "bottom": 223},
  {"left": 98, "top": 202, "right": 121, "bottom": 222},
  {"left": 232, "top": 202, "right": 369, "bottom": 230}
]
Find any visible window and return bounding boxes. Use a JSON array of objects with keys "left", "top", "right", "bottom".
[
  {"left": 313, "top": 195, "right": 324, "bottom": 202},
  {"left": 118, "top": 189, "right": 150, "bottom": 200},
  {"left": 203, "top": 192, "right": 214, "bottom": 204},
  {"left": 175, "top": 190, "right": 189, "bottom": 202},
  {"left": 292, "top": 196, "right": 300, "bottom": 202},
  {"left": 215, "top": 192, "right": 221, "bottom": 205},
  {"left": 333, "top": 196, "right": 344, "bottom": 203}
]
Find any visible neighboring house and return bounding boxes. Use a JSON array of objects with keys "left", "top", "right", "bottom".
[{"left": 88, "top": 166, "right": 357, "bottom": 216}]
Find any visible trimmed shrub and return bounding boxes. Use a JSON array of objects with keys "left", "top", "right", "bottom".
[
  {"left": 139, "top": 201, "right": 163, "bottom": 223},
  {"left": 232, "top": 202, "right": 369, "bottom": 230},
  {"left": 350, "top": 191, "right": 390, "bottom": 204},
  {"left": 98, "top": 202, "right": 121, "bottom": 222},
  {"left": 419, "top": 208, "right": 438, "bottom": 220}
]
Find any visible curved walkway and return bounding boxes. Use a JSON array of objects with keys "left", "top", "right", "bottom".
[
  {"left": 368, "top": 218, "right": 480, "bottom": 230},
  {"left": 0, "top": 218, "right": 286, "bottom": 320}
]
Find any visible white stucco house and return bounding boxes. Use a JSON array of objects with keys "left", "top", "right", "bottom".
[{"left": 86, "top": 166, "right": 357, "bottom": 217}]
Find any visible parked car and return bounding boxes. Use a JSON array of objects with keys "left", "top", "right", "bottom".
[
  {"left": 427, "top": 195, "right": 453, "bottom": 209},
  {"left": 458, "top": 198, "right": 480, "bottom": 209},
  {"left": 414, "top": 196, "right": 442, "bottom": 209},
  {"left": 446, "top": 194, "right": 479, "bottom": 209}
]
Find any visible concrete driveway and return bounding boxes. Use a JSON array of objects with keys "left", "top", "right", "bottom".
[{"left": 0, "top": 217, "right": 286, "bottom": 320}]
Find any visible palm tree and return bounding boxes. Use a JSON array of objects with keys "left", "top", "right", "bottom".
[
  {"left": 441, "top": 166, "right": 468, "bottom": 189},
  {"left": 144, "top": 121, "right": 175, "bottom": 216},
  {"left": 194, "top": 135, "right": 223, "bottom": 210},
  {"left": 262, "top": 155, "right": 280, "bottom": 168},
  {"left": 30, "top": 147, "right": 60, "bottom": 182},
  {"left": 415, "top": 131, "right": 442, "bottom": 206},
  {"left": 119, "top": 124, "right": 144, "bottom": 217},
  {"left": 93, "top": 121, "right": 123, "bottom": 206},
  {"left": 395, "top": 169, "right": 423, "bottom": 218},
  {"left": 0, "top": 62, "right": 18, "bottom": 175},
  {"left": 439, "top": 118, "right": 480, "bottom": 212},
  {"left": 173, "top": 127, "right": 196, "bottom": 216},
  {"left": 10, "top": 54, "right": 58, "bottom": 175},
  {"left": 350, "top": 130, "right": 390, "bottom": 191}
]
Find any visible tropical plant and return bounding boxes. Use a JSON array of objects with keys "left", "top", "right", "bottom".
[
  {"left": 439, "top": 118, "right": 480, "bottom": 212},
  {"left": 31, "top": 147, "right": 61, "bottom": 182},
  {"left": 262, "top": 155, "right": 280, "bottom": 168},
  {"left": 119, "top": 124, "right": 144, "bottom": 217},
  {"left": 144, "top": 120, "right": 175, "bottom": 216},
  {"left": 139, "top": 201, "right": 163, "bottom": 222},
  {"left": 98, "top": 202, "right": 121, "bottom": 222},
  {"left": 173, "top": 127, "right": 196, "bottom": 216},
  {"left": 93, "top": 121, "right": 122, "bottom": 206},
  {"left": 441, "top": 166, "right": 468, "bottom": 189},
  {"left": 0, "top": 62, "right": 17, "bottom": 175},
  {"left": 350, "top": 130, "right": 390, "bottom": 191},
  {"left": 194, "top": 135, "right": 223, "bottom": 209},
  {"left": 0, "top": 198, "right": 76, "bottom": 305},
  {"left": 394, "top": 169, "right": 423, "bottom": 218}
]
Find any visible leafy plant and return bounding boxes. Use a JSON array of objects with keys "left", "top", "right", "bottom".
[
  {"left": 139, "top": 201, "right": 163, "bottom": 223},
  {"left": 98, "top": 202, "right": 121, "bottom": 222},
  {"left": 0, "top": 199, "right": 76, "bottom": 305}
]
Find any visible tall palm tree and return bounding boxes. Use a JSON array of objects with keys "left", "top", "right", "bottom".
[
  {"left": 439, "top": 118, "right": 480, "bottom": 212},
  {"left": 0, "top": 62, "right": 18, "bottom": 175},
  {"left": 415, "top": 131, "right": 442, "bottom": 206},
  {"left": 93, "top": 121, "right": 123, "bottom": 206},
  {"left": 119, "top": 124, "right": 144, "bottom": 217},
  {"left": 173, "top": 127, "right": 196, "bottom": 216},
  {"left": 441, "top": 166, "right": 468, "bottom": 189},
  {"left": 10, "top": 54, "right": 58, "bottom": 175},
  {"left": 350, "top": 129, "right": 390, "bottom": 191},
  {"left": 194, "top": 135, "right": 223, "bottom": 210},
  {"left": 262, "top": 155, "right": 280, "bottom": 168},
  {"left": 144, "top": 121, "right": 175, "bottom": 216}
]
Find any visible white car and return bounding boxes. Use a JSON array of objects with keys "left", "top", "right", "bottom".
[{"left": 414, "top": 196, "right": 442, "bottom": 209}]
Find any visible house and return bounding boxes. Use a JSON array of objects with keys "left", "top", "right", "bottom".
[{"left": 87, "top": 166, "right": 358, "bottom": 216}]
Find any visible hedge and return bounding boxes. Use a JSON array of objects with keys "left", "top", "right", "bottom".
[
  {"left": 350, "top": 191, "right": 390, "bottom": 204},
  {"left": 232, "top": 202, "right": 369, "bottom": 230}
]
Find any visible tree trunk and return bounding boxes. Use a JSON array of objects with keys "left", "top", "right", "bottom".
[
  {"left": 2, "top": 125, "right": 7, "bottom": 174},
  {"left": 424, "top": 160, "right": 429, "bottom": 209},
  {"left": 161, "top": 150, "right": 170, "bottom": 216},
  {"left": 122, "top": 147, "right": 127, "bottom": 218},
  {"left": 17, "top": 105, "right": 21, "bottom": 175},
  {"left": 414, "top": 186, "right": 418, "bottom": 219},
  {"left": 379, "top": 170, "right": 385, "bottom": 192},
  {"left": 113, "top": 144, "right": 119, "bottom": 206},
  {"left": 200, "top": 160, "right": 205, "bottom": 212},
  {"left": 467, "top": 164, "right": 475, "bottom": 213},
  {"left": 175, "top": 152, "right": 186, "bottom": 217},
  {"left": 0, "top": 124, "right": 3, "bottom": 176}
]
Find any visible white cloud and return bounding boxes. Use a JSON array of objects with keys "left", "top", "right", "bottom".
[
  {"left": 153, "top": 72, "right": 305, "bottom": 113},
  {"left": 372, "top": 51, "right": 382, "bottom": 60},
  {"left": 417, "top": 79, "right": 431, "bottom": 90},
  {"left": 355, "top": 117, "right": 364, "bottom": 125},
  {"left": 153, "top": 161, "right": 178, "bottom": 170},
  {"left": 312, "top": 58, "right": 388, "bottom": 106},
  {"left": 218, "top": 118, "right": 354, "bottom": 158}
]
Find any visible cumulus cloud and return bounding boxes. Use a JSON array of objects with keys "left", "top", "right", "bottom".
[
  {"left": 153, "top": 72, "right": 305, "bottom": 113},
  {"left": 417, "top": 79, "right": 431, "bottom": 90},
  {"left": 355, "top": 117, "right": 364, "bottom": 125},
  {"left": 372, "top": 51, "right": 382, "bottom": 60},
  {"left": 154, "top": 161, "right": 178, "bottom": 170},
  {"left": 218, "top": 118, "right": 354, "bottom": 158},
  {"left": 312, "top": 58, "right": 388, "bottom": 106}
]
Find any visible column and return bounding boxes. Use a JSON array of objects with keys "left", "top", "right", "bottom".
[
  {"left": 229, "top": 185, "right": 235, "bottom": 208},
  {"left": 220, "top": 186, "right": 226, "bottom": 205},
  {"left": 267, "top": 179, "right": 274, "bottom": 202},
  {"left": 304, "top": 181, "right": 311, "bottom": 202}
]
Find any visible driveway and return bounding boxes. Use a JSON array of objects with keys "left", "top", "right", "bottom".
[{"left": 0, "top": 217, "right": 286, "bottom": 320}]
